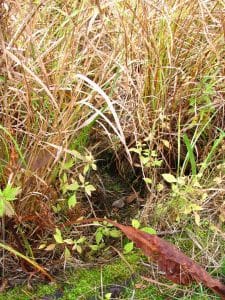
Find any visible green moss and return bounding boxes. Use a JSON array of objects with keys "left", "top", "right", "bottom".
[{"left": 0, "top": 252, "right": 222, "bottom": 300}]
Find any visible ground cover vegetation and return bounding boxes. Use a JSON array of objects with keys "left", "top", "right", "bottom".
[{"left": 0, "top": 0, "right": 225, "bottom": 298}]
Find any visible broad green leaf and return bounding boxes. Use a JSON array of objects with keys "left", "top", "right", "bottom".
[
  {"left": 64, "top": 247, "right": 71, "bottom": 259},
  {"left": 141, "top": 227, "right": 156, "bottom": 235},
  {"left": 90, "top": 244, "right": 99, "bottom": 251},
  {"left": 123, "top": 242, "right": 134, "bottom": 254},
  {"left": 162, "top": 173, "right": 177, "bottom": 183},
  {"left": 140, "top": 156, "right": 150, "bottom": 165},
  {"left": 77, "top": 236, "right": 86, "bottom": 244},
  {"left": 54, "top": 228, "right": 63, "bottom": 244},
  {"left": 109, "top": 229, "right": 121, "bottom": 238},
  {"left": 68, "top": 194, "right": 77, "bottom": 209},
  {"left": 105, "top": 293, "right": 112, "bottom": 300},
  {"left": 64, "top": 239, "right": 74, "bottom": 245},
  {"left": 66, "top": 181, "right": 79, "bottom": 191},
  {"left": 143, "top": 178, "right": 152, "bottom": 184},
  {"left": 95, "top": 231, "right": 103, "bottom": 244},
  {"left": 62, "top": 159, "right": 74, "bottom": 170},
  {"left": 132, "top": 219, "right": 140, "bottom": 229},
  {"left": 2, "top": 184, "right": 21, "bottom": 201}
]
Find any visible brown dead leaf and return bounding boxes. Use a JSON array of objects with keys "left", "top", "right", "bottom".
[{"left": 124, "top": 192, "right": 139, "bottom": 204}]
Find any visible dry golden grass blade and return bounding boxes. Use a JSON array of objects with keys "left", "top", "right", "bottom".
[{"left": 5, "top": 49, "right": 59, "bottom": 112}]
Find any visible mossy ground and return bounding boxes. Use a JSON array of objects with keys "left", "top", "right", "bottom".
[{"left": 1, "top": 251, "right": 223, "bottom": 300}]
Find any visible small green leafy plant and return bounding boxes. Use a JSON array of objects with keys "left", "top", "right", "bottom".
[
  {"left": 160, "top": 174, "right": 207, "bottom": 224},
  {"left": 130, "top": 142, "right": 163, "bottom": 186},
  {"left": 58, "top": 150, "right": 96, "bottom": 210},
  {"left": 39, "top": 227, "right": 86, "bottom": 259},
  {"left": 90, "top": 221, "right": 121, "bottom": 252}
]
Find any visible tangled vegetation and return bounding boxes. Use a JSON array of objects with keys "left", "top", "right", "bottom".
[{"left": 0, "top": 0, "right": 225, "bottom": 298}]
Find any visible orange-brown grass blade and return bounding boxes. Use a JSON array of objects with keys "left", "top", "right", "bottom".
[{"left": 0, "top": 242, "right": 54, "bottom": 282}]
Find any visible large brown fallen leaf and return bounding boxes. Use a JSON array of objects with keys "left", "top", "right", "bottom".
[{"left": 65, "top": 218, "right": 225, "bottom": 299}]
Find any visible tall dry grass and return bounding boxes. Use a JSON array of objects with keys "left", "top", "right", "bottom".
[{"left": 0, "top": 0, "right": 225, "bottom": 283}]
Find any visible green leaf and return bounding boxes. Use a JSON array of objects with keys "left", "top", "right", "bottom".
[
  {"left": 77, "top": 236, "right": 86, "bottom": 244},
  {"left": 143, "top": 178, "right": 152, "bottom": 184},
  {"left": 123, "top": 242, "right": 134, "bottom": 254},
  {"left": 66, "top": 181, "right": 79, "bottom": 191},
  {"left": 95, "top": 231, "right": 103, "bottom": 244},
  {"left": 109, "top": 229, "right": 121, "bottom": 238},
  {"left": 2, "top": 184, "right": 21, "bottom": 201},
  {"left": 0, "top": 199, "right": 4, "bottom": 217},
  {"left": 141, "top": 227, "right": 156, "bottom": 235},
  {"left": 68, "top": 194, "right": 77, "bottom": 209},
  {"left": 129, "top": 148, "right": 142, "bottom": 154},
  {"left": 64, "top": 239, "right": 74, "bottom": 245},
  {"left": 104, "top": 293, "right": 112, "bottom": 300},
  {"left": 54, "top": 228, "right": 64, "bottom": 244},
  {"left": 140, "top": 156, "right": 150, "bottom": 165},
  {"left": 162, "top": 173, "right": 177, "bottom": 183},
  {"left": 84, "top": 184, "right": 96, "bottom": 196},
  {"left": 132, "top": 219, "right": 140, "bottom": 229},
  {"left": 62, "top": 159, "right": 74, "bottom": 170},
  {"left": 76, "top": 245, "right": 82, "bottom": 254},
  {"left": 156, "top": 183, "right": 164, "bottom": 192},
  {"left": 83, "top": 164, "right": 90, "bottom": 175},
  {"left": 64, "top": 247, "right": 71, "bottom": 259},
  {"left": 90, "top": 244, "right": 99, "bottom": 251}
]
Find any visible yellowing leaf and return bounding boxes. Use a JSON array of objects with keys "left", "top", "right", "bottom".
[
  {"left": 144, "top": 178, "right": 152, "bottom": 184},
  {"left": 162, "top": 173, "right": 177, "bottom": 183},
  {"left": 85, "top": 184, "right": 95, "bottom": 196},
  {"left": 4, "top": 201, "right": 15, "bottom": 217},
  {"left": 194, "top": 211, "right": 201, "bottom": 226},
  {"left": 162, "top": 139, "right": 170, "bottom": 148},
  {"left": 132, "top": 219, "right": 140, "bottom": 229},
  {"left": 45, "top": 243, "right": 56, "bottom": 251},
  {"left": 38, "top": 244, "right": 46, "bottom": 250},
  {"left": 54, "top": 228, "right": 63, "bottom": 244}
]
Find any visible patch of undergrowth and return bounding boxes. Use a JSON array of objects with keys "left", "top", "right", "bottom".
[
  {"left": 1, "top": 250, "right": 223, "bottom": 299},
  {"left": 1, "top": 1, "right": 225, "bottom": 299}
]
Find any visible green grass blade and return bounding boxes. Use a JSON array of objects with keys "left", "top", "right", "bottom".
[{"left": 183, "top": 133, "right": 197, "bottom": 176}]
